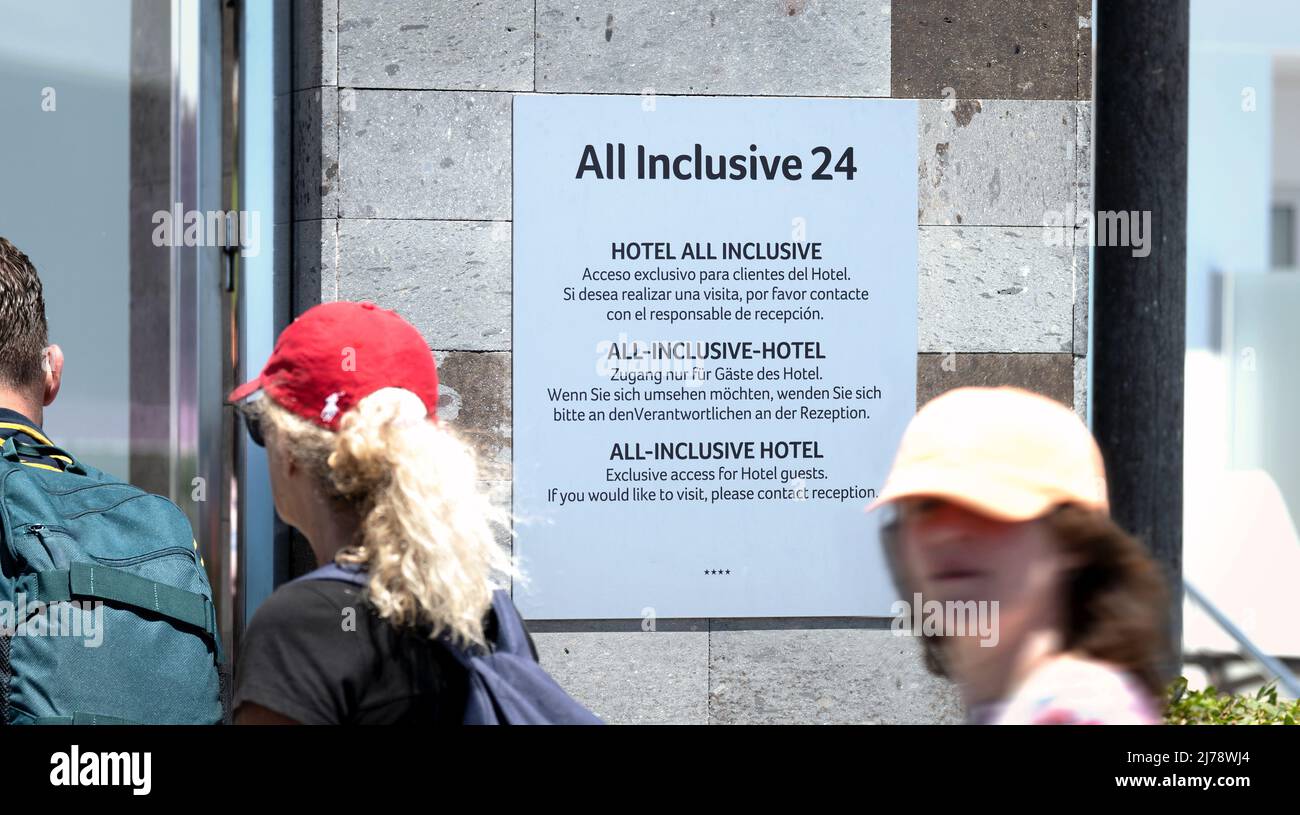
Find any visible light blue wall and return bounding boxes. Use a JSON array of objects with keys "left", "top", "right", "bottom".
[
  {"left": 0, "top": 0, "right": 131, "bottom": 477},
  {"left": 1187, "top": 0, "right": 1300, "bottom": 350}
]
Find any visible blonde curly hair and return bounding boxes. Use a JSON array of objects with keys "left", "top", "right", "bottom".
[{"left": 248, "top": 387, "right": 516, "bottom": 648}]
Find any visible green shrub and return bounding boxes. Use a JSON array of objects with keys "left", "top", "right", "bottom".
[{"left": 1165, "top": 677, "right": 1300, "bottom": 724}]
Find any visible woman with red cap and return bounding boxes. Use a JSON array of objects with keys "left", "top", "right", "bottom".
[
  {"left": 869, "top": 387, "right": 1170, "bottom": 725},
  {"left": 227, "top": 301, "right": 578, "bottom": 724}
]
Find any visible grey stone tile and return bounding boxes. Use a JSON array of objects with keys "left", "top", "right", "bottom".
[
  {"left": 891, "top": 0, "right": 1085, "bottom": 100},
  {"left": 273, "top": 223, "right": 294, "bottom": 330},
  {"left": 708, "top": 627, "right": 964, "bottom": 724},
  {"left": 339, "top": 90, "right": 511, "bottom": 220},
  {"left": 916, "top": 352, "right": 1075, "bottom": 407},
  {"left": 481, "top": 479, "right": 512, "bottom": 517},
  {"left": 919, "top": 226, "right": 1073, "bottom": 353},
  {"left": 292, "top": 219, "right": 338, "bottom": 317},
  {"left": 274, "top": 93, "right": 294, "bottom": 225},
  {"left": 531, "top": 630, "right": 709, "bottom": 724},
  {"left": 339, "top": 0, "right": 533, "bottom": 90},
  {"left": 1078, "top": 0, "right": 1092, "bottom": 101},
  {"left": 1073, "top": 226, "right": 1089, "bottom": 354},
  {"left": 337, "top": 218, "right": 510, "bottom": 349},
  {"left": 480, "top": 479, "right": 514, "bottom": 579},
  {"left": 918, "top": 99, "right": 1077, "bottom": 226},
  {"left": 433, "top": 350, "right": 511, "bottom": 477},
  {"left": 1075, "top": 99, "right": 1092, "bottom": 217},
  {"left": 293, "top": 0, "right": 338, "bottom": 90},
  {"left": 536, "top": 0, "right": 890, "bottom": 96},
  {"left": 293, "top": 87, "right": 339, "bottom": 220},
  {"left": 1073, "top": 354, "right": 1087, "bottom": 420}
]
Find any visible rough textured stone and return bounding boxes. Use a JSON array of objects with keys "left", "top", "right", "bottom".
[
  {"left": 293, "top": 87, "right": 339, "bottom": 220},
  {"left": 339, "top": 90, "right": 511, "bottom": 219},
  {"left": 919, "top": 226, "right": 1073, "bottom": 352},
  {"left": 273, "top": 93, "right": 294, "bottom": 226},
  {"left": 1073, "top": 227, "right": 1089, "bottom": 354},
  {"left": 536, "top": 0, "right": 890, "bottom": 96},
  {"left": 273, "top": 225, "right": 294, "bottom": 331},
  {"left": 293, "top": 0, "right": 338, "bottom": 90},
  {"left": 292, "top": 219, "right": 338, "bottom": 316},
  {"left": 1073, "top": 354, "right": 1087, "bottom": 420},
  {"left": 891, "top": 0, "right": 1086, "bottom": 100},
  {"left": 433, "top": 350, "right": 511, "bottom": 477},
  {"left": 339, "top": 0, "right": 533, "bottom": 90},
  {"left": 708, "top": 625, "right": 964, "bottom": 724},
  {"left": 917, "top": 352, "right": 1075, "bottom": 407},
  {"left": 337, "top": 219, "right": 510, "bottom": 350},
  {"left": 919, "top": 99, "right": 1077, "bottom": 226},
  {"left": 482, "top": 479, "right": 514, "bottom": 583},
  {"left": 1075, "top": 99, "right": 1092, "bottom": 216},
  {"left": 1078, "top": 0, "right": 1092, "bottom": 101},
  {"left": 531, "top": 630, "right": 709, "bottom": 724},
  {"left": 482, "top": 479, "right": 512, "bottom": 517}
]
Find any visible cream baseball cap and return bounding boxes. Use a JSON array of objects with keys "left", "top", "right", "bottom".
[{"left": 867, "top": 386, "right": 1109, "bottom": 522}]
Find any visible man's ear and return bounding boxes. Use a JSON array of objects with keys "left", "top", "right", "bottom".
[{"left": 41, "top": 344, "right": 63, "bottom": 407}]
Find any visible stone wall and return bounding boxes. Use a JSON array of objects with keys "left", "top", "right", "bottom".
[{"left": 290, "top": 0, "right": 1093, "bottom": 724}]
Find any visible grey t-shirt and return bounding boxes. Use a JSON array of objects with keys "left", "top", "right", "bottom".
[{"left": 233, "top": 579, "right": 475, "bottom": 724}]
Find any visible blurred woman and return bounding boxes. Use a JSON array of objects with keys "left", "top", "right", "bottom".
[{"left": 869, "top": 386, "right": 1170, "bottom": 724}]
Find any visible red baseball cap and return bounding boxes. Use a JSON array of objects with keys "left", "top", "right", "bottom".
[{"left": 227, "top": 301, "right": 438, "bottom": 430}]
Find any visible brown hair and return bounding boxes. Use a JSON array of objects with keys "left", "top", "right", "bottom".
[
  {"left": 882, "top": 503, "right": 1172, "bottom": 704},
  {"left": 0, "top": 237, "right": 49, "bottom": 391}
]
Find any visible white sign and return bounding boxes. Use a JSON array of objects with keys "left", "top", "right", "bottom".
[{"left": 513, "top": 95, "right": 918, "bottom": 619}]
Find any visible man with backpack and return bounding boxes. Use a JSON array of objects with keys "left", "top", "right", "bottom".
[{"left": 0, "top": 236, "right": 225, "bottom": 725}]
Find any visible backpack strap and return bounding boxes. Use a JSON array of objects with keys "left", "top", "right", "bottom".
[
  {"left": 485, "top": 591, "right": 534, "bottom": 659},
  {"left": 30, "top": 712, "right": 139, "bottom": 725},
  {"left": 293, "top": 566, "right": 526, "bottom": 661},
  {"left": 292, "top": 561, "right": 368, "bottom": 587},
  {"left": 0, "top": 437, "right": 86, "bottom": 475},
  {"left": 33, "top": 562, "right": 222, "bottom": 663}
]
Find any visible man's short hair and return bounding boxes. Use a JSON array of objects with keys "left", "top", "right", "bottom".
[{"left": 0, "top": 237, "right": 49, "bottom": 391}]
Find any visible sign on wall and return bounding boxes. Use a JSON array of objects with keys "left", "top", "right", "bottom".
[{"left": 513, "top": 94, "right": 918, "bottom": 619}]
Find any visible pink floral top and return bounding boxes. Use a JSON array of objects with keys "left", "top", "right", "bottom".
[{"left": 967, "top": 655, "right": 1162, "bottom": 725}]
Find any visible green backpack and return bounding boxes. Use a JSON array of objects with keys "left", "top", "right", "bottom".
[{"left": 0, "top": 437, "right": 225, "bottom": 724}]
